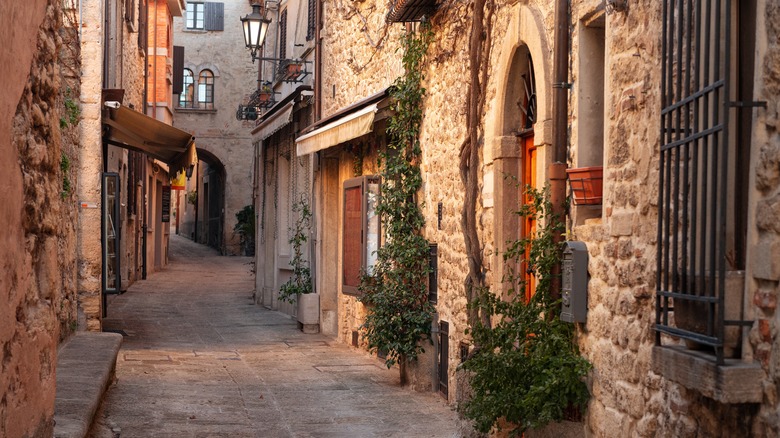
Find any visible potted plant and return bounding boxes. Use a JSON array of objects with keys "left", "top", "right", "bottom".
[
  {"left": 257, "top": 84, "right": 272, "bottom": 102},
  {"left": 566, "top": 166, "right": 603, "bottom": 205},
  {"left": 233, "top": 205, "right": 255, "bottom": 257},
  {"left": 278, "top": 59, "right": 304, "bottom": 82},
  {"left": 278, "top": 197, "right": 318, "bottom": 333}
]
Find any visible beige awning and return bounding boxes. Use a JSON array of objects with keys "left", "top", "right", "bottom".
[
  {"left": 104, "top": 105, "right": 197, "bottom": 176},
  {"left": 255, "top": 101, "right": 295, "bottom": 140},
  {"left": 295, "top": 104, "right": 378, "bottom": 156}
]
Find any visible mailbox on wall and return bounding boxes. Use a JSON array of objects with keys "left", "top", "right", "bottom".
[{"left": 561, "top": 241, "right": 589, "bottom": 323}]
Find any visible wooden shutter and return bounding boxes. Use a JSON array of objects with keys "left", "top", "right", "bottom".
[
  {"left": 306, "top": 0, "right": 316, "bottom": 41},
  {"left": 343, "top": 181, "right": 363, "bottom": 294},
  {"left": 172, "top": 46, "right": 185, "bottom": 95},
  {"left": 279, "top": 9, "right": 288, "bottom": 60},
  {"left": 138, "top": 0, "right": 147, "bottom": 49},
  {"left": 204, "top": 2, "right": 224, "bottom": 31}
]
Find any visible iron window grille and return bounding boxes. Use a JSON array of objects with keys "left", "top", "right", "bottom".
[{"left": 655, "top": 0, "right": 757, "bottom": 365}]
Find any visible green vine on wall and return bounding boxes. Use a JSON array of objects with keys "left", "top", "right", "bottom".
[
  {"left": 60, "top": 152, "right": 72, "bottom": 199},
  {"left": 358, "top": 24, "right": 434, "bottom": 385},
  {"left": 462, "top": 186, "right": 591, "bottom": 435},
  {"left": 279, "top": 197, "right": 313, "bottom": 304}
]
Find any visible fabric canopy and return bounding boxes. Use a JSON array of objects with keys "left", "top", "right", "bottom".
[
  {"left": 104, "top": 105, "right": 197, "bottom": 176},
  {"left": 255, "top": 101, "right": 295, "bottom": 140},
  {"left": 295, "top": 104, "right": 378, "bottom": 156}
]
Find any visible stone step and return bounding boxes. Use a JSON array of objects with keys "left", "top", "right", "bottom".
[{"left": 53, "top": 332, "right": 122, "bottom": 438}]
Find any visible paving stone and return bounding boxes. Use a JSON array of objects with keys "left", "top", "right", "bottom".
[{"left": 90, "top": 235, "right": 460, "bottom": 437}]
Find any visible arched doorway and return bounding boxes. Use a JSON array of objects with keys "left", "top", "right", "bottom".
[
  {"left": 492, "top": 37, "right": 547, "bottom": 300},
  {"left": 178, "top": 147, "right": 226, "bottom": 253}
]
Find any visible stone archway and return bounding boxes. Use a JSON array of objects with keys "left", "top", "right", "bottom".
[
  {"left": 177, "top": 147, "right": 227, "bottom": 253},
  {"left": 484, "top": 4, "right": 552, "bottom": 295}
]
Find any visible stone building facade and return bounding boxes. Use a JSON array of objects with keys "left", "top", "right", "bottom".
[
  {"left": 79, "top": 0, "right": 189, "bottom": 329},
  {"left": 173, "top": 0, "right": 258, "bottom": 255},
  {"left": 1, "top": 1, "right": 80, "bottom": 435},
  {"left": 252, "top": 0, "right": 318, "bottom": 318},
  {"left": 286, "top": 0, "right": 780, "bottom": 435}
]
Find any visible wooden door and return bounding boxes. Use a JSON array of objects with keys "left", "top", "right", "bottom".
[{"left": 522, "top": 134, "right": 537, "bottom": 301}]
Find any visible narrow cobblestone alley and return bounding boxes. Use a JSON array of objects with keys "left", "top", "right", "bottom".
[{"left": 91, "top": 235, "right": 460, "bottom": 438}]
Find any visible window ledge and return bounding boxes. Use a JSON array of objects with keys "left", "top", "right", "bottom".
[
  {"left": 651, "top": 345, "right": 765, "bottom": 404},
  {"left": 175, "top": 108, "right": 217, "bottom": 114}
]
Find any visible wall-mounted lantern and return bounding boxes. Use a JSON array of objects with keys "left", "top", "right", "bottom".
[{"left": 241, "top": 3, "right": 271, "bottom": 62}]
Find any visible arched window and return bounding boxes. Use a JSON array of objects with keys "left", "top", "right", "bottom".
[
  {"left": 179, "top": 69, "right": 194, "bottom": 108},
  {"left": 198, "top": 69, "right": 214, "bottom": 109}
]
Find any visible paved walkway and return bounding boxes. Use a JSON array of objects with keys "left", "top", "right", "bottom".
[{"left": 91, "top": 235, "right": 461, "bottom": 438}]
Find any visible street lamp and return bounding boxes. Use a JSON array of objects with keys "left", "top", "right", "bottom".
[{"left": 241, "top": 3, "right": 270, "bottom": 62}]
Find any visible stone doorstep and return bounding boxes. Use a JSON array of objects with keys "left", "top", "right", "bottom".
[{"left": 54, "top": 332, "right": 123, "bottom": 438}]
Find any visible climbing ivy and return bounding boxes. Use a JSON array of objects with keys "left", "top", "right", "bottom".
[
  {"left": 462, "top": 186, "right": 591, "bottom": 435},
  {"left": 358, "top": 25, "right": 435, "bottom": 385}
]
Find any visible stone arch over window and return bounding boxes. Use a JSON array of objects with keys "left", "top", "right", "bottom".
[
  {"left": 180, "top": 68, "right": 195, "bottom": 108},
  {"left": 196, "top": 63, "right": 221, "bottom": 77},
  {"left": 198, "top": 69, "right": 215, "bottom": 109},
  {"left": 484, "top": 4, "right": 552, "bottom": 295}
]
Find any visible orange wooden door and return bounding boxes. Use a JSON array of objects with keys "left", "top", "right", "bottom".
[{"left": 522, "top": 134, "right": 537, "bottom": 302}]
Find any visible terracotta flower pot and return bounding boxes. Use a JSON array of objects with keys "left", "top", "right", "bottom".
[{"left": 566, "top": 166, "right": 603, "bottom": 205}]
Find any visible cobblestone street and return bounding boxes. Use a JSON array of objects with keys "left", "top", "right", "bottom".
[{"left": 91, "top": 235, "right": 460, "bottom": 437}]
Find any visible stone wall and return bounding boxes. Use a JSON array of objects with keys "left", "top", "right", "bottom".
[
  {"left": 568, "top": 0, "right": 780, "bottom": 436},
  {"left": 319, "top": 0, "right": 780, "bottom": 435},
  {"left": 747, "top": 0, "right": 780, "bottom": 434},
  {"left": 320, "top": 0, "right": 404, "bottom": 116},
  {"left": 1, "top": 1, "right": 80, "bottom": 436}
]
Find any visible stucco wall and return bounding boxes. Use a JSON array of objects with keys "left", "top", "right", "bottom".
[{"left": 1, "top": 1, "right": 79, "bottom": 436}]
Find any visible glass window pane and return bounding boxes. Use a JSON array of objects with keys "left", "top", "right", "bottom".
[{"left": 365, "top": 179, "right": 380, "bottom": 273}]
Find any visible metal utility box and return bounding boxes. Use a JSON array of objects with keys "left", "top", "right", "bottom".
[{"left": 561, "top": 241, "right": 589, "bottom": 323}]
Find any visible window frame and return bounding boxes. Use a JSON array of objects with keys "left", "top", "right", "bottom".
[
  {"left": 186, "top": 2, "right": 205, "bottom": 30},
  {"left": 342, "top": 175, "right": 381, "bottom": 296},
  {"left": 179, "top": 68, "right": 194, "bottom": 108},
  {"left": 197, "top": 69, "right": 215, "bottom": 110}
]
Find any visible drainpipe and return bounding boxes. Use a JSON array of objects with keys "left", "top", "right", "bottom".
[
  {"left": 152, "top": 0, "right": 158, "bottom": 120},
  {"left": 314, "top": 0, "right": 322, "bottom": 121},
  {"left": 142, "top": 0, "right": 150, "bottom": 280},
  {"left": 549, "top": 0, "right": 570, "bottom": 298}
]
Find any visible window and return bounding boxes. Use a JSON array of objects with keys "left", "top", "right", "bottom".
[
  {"left": 197, "top": 69, "right": 214, "bottom": 109},
  {"left": 179, "top": 69, "right": 194, "bottom": 108},
  {"left": 186, "top": 2, "right": 204, "bottom": 29},
  {"left": 656, "top": 0, "right": 754, "bottom": 365},
  {"left": 342, "top": 175, "right": 380, "bottom": 295},
  {"left": 306, "top": 0, "right": 316, "bottom": 41},
  {"left": 279, "top": 9, "right": 288, "bottom": 61}
]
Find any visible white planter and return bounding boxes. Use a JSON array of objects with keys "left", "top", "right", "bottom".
[{"left": 297, "top": 293, "right": 320, "bottom": 332}]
